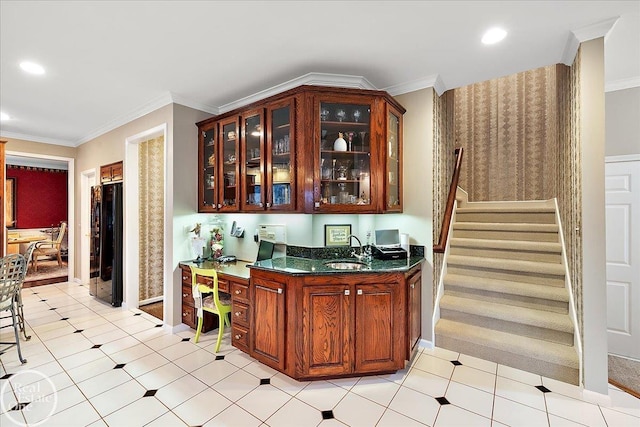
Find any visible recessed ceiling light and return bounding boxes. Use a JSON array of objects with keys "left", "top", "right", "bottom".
[
  {"left": 20, "top": 61, "right": 45, "bottom": 75},
  {"left": 482, "top": 27, "right": 507, "bottom": 45},
  {"left": 0, "top": 112, "right": 10, "bottom": 121}
]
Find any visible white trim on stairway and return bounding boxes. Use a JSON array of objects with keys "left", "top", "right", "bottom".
[
  {"left": 605, "top": 154, "right": 640, "bottom": 163},
  {"left": 431, "top": 200, "right": 457, "bottom": 343}
]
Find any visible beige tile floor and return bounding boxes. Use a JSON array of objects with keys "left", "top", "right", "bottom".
[{"left": 1, "top": 281, "right": 639, "bottom": 426}]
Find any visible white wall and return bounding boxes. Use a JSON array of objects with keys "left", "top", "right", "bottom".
[{"left": 605, "top": 86, "right": 640, "bottom": 156}]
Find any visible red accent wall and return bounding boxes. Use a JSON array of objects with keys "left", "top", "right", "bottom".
[{"left": 7, "top": 166, "right": 68, "bottom": 229}]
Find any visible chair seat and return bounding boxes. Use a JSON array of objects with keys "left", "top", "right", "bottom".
[{"left": 202, "top": 293, "right": 231, "bottom": 310}]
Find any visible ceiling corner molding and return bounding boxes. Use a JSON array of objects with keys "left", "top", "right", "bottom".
[
  {"left": 0, "top": 131, "right": 75, "bottom": 147},
  {"left": 606, "top": 76, "right": 640, "bottom": 92},
  {"left": 218, "top": 72, "right": 378, "bottom": 114},
  {"left": 75, "top": 92, "right": 174, "bottom": 146},
  {"left": 561, "top": 17, "right": 619, "bottom": 66},
  {"left": 383, "top": 74, "right": 444, "bottom": 96},
  {"left": 169, "top": 93, "right": 219, "bottom": 115}
]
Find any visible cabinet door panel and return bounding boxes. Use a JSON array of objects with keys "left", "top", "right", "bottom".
[
  {"left": 267, "top": 98, "right": 295, "bottom": 211},
  {"left": 252, "top": 278, "right": 286, "bottom": 370},
  {"left": 408, "top": 270, "right": 422, "bottom": 358},
  {"left": 199, "top": 123, "right": 218, "bottom": 211},
  {"left": 220, "top": 118, "right": 239, "bottom": 211},
  {"left": 355, "top": 283, "right": 404, "bottom": 373},
  {"left": 241, "top": 109, "right": 265, "bottom": 211},
  {"left": 302, "top": 285, "right": 351, "bottom": 376}
]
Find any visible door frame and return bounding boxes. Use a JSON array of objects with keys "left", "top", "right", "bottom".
[{"left": 80, "top": 168, "right": 97, "bottom": 285}]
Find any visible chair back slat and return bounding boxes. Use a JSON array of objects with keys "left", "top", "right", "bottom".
[{"left": 0, "top": 254, "right": 26, "bottom": 309}]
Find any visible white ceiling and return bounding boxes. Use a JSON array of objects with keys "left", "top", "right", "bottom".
[{"left": 1, "top": 1, "right": 638, "bottom": 147}]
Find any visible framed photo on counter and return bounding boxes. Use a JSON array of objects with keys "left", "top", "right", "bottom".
[{"left": 324, "top": 224, "right": 351, "bottom": 246}]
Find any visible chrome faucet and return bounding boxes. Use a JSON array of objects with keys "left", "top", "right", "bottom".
[{"left": 347, "top": 234, "right": 364, "bottom": 261}]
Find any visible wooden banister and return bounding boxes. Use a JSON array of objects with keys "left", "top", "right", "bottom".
[{"left": 433, "top": 147, "right": 463, "bottom": 253}]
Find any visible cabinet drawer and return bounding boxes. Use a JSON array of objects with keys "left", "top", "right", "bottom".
[
  {"left": 231, "top": 282, "right": 250, "bottom": 303},
  {"left": 182, "top": 304, "right": 196, "bottom": 328},
  {"left": 181, "top": 268, "right": 192, "bottom": 285},
  {"left": 232, "top": 301, "right": 250, "bottom": 326},
  {"left": 232, "top": 324, "right": 249, "bottom": 350},
  {"left": 182, "top": 285, "right": 193, "bottom": 304},
  {"left": 196, "top": 275, "right": 229, "bottom": 293}
]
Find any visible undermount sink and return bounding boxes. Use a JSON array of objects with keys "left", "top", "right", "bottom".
[{"left": 324, "top": 260, "right": 368, "bottom": 270}]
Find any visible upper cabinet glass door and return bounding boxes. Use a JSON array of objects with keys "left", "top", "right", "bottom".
[
  {"left": 241, "top": 110, "right": 264, "bottom": 210},
  {"left": 220, "top": 118, "right": 239, "bottom": 211},
  {"left": 268, "top": 99, "right": 294, "bottom": 210},
  {"left": 318, "top": 100, "right": 372, "bottom": 210},
  {"left": 386, "top": 106, "right": 402, "bottom": 211},
  {"left": 200, "top": 123, "right": 217, "bottom": 211}
]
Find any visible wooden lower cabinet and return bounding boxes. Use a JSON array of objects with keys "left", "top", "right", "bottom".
[
  {"left": 249, "top": 265, "right": 421, "bottom": 380},
  {"left": 407, "top": 269, "right": 422, "bottom": 359},
  {"left": 251, "top": 274, "right": 286, "bottom": 371}
]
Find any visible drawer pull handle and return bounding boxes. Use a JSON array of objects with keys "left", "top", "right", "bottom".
[
  {"left": 182, "top": 276, "right": 188, "bottom": 281},
  {"left": 235, "top": 289, "right": 242, "bottom": 295},
  {"left": 234, "top": 334, "right": 242, "bottom": 340},
  {"left": 182, "top": 312, "right": 187, "bottom": 317},
  {"left": 235, "top": 312, "right": 242, "bottom": 317},
  {"left": 410, "top": 284, "right": 415, "bottom": 289},
  {"left": 344, "top": 290, "right": 350, "bottom": 296}
]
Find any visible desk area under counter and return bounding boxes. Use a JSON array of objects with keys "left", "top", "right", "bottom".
[{"left": 180, "top": 256, "right": 424, "bottom": 381}]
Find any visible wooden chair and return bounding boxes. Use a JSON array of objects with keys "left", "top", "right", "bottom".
[
  {"left": 189, "top": 265, "right": 232, "bottom": 352},
  {"left": 14, "top": 242, "right": 37, "bottom": 340},
  {"left": 32, "top": 222, "right": 67, "bottom": 272},
  {"left": 0, "top": 253, "right": 28, "bottom": 363}
]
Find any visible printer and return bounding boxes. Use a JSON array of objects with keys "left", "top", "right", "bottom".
[{"left": 372, "top": 229, "right": 407, "bottom": 260}]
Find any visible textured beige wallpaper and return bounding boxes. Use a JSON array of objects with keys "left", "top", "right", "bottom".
[
  {"left": 139, "top": 136, "right": 165, "bottom": 302},
  {"left": 454, "top": 66, "right": 562, "bottom": 201}
]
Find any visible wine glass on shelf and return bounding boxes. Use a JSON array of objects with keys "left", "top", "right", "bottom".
[{"left": 335, "top": 109, "right": 346, "bottom": 122}]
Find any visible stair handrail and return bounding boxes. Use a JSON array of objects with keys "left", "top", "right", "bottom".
[{"left": 433, "top": 147, "right": 464, "bottom": 253}]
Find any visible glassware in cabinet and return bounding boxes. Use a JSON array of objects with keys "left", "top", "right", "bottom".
[
  {"left": 199, "top": 123, "right": 218, "bottom": 211},
  {"left": 241, "top": 110, "right": 264, "bottom": 210},
  {"left": 220, "top": 118, "right": 239, "bottom": 211},
  {"left": 268, "top": 100, "right": 294, "bottom": 210},
  {"left": 318, "top": 101, "right": 372, "bottom": 209},
  {"left": 386, "top": 106, "right": 403, "bottom": 211}
]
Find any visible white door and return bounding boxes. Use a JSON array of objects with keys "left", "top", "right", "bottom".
[{"left": 605, "top": 159, "right": 640, "bottom": 360}]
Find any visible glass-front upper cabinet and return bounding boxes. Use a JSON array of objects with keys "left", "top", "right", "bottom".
[
  {"left": 317, "top": 98, "right": 373, "bottom": 212},
  {"left": 386, "top": 105, "right": 403, "bottom": 212},
  {"left": 241, "top": 110, "right": 265, "bottom": 211},
  {"left": 268, "top": 98, "right": 295, "bottom": 211},
  {"left": 199, "top": 122, "right": 218, "bottom": 212},
  {"left": 220, "top": 118, "right": 239, "bottom": 211}
]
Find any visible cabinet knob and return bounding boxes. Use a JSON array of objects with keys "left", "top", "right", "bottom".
[
  {"left": 235, "top": 289, "right": 242, "bottom": 295},
  {"left": 234, "top": 334, "right": 242, "bottom": 340},
  {"left": 183, "top": 293, "right": 188, "bottom": 298},
  {"left": 344, "top": 289, "right": 350, "bottom": 296},
  {"left": 410, "top": 284, "right": 415, "bottom": 289},
  {"left": 259, "top": 202, "right": 264, "bottom": 207},
  {"left": 357, "top": 289, "right": 363, "bottom": 295},
  {"left": 182, "top": 312, "right": 187, "bottom": 317},
  {"left": 235, "top": 312, "right": 241, "bottom": 317},
  {"left": 218, "top": 204, "right": 222, "bottom": 208},
  {"left": 314, "top": 201, "right": 320, "bottom": 208},
  {"left": 182, "top": 276, "right": 188, "bottom": 281},
  {"left": 266, "top": 202, "right": 271, "bottom": 208}
]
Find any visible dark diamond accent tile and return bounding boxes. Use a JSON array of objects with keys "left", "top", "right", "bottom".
[
  {"left": 0, "top": 351, "right": 5, "bottom": 356},
  {"left": 74, "top": 330, "right": 84, "bottom": 333},
  {"left": 260, "top": 378, "right": 270, "bottom": 385},
  {"left": 91, "top": 344, "right": 102, "bottom": 349},
  {"left": 181, "top": 337, "right": 191, "bottom": 342},
  {"left": 436, "top": 397, "right": 451, "bottom": 405},
  {"left": 535, "top": 385, "right": 551, "bottom": 393},
  {"left": 40, "top": 299, "right": 47, "bottom": 302},
  {"left": 11, "top": 402, "right": 31, "bottom": 411},
  {"left": 143, "top": 390, "right": 157, "bottom": 397},
  {"left": 215, "top": 355, "right": 225, "bottom": 361},
  {"left": 451, "top": 360, "right": 462, "bottom": 366},
  {"left": 321, "top": 410, "right": 334, "bottom": 420},
  {"left": 49, "top": 307, "right": 57, "bottom": 311},
  {"left": 1, "top": 373, "right": 14, "bottom": 380},
  {"left": 114, "top": 363, "right": 126, "bottom": 369},
  {"left": 134, "top": 313, "right": 142, "bottom": 316},
  {"left": 155, "top": 324, "right": 163, "bottom": 328},
  {"left": 60, "top": 317, "right": 69, "bottom": 321}
]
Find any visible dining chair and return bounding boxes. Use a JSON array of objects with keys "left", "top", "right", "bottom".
[
  {"left": 13, "top": 242, "right": 38, "bottom": 341},
  {"left": 0, "top": 253, "right": 28, "bottom": 364},
  {"left": 32, "top": 221, "right": 67, "bottom": 272},
  {"left": 189, "top": 265, "right": 232, "bottom": 352}
]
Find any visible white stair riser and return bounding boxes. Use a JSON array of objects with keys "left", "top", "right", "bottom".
[
  {"left": 447, "top": 265, "right": 565, "bottom": 287},
  {"left": 456, "top": 211, "right": 556, "bottom": 224},
  {"left": 453, "top": 229, "right": 559, "bottom": 242},
  {"left": 440, "top": 308, "right": 574, "bottom": 346}
]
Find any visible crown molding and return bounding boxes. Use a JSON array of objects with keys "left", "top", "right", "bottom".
[
  {"left": 218, "top": 72, "right": 377, "bottom": 114},
  {"left": 75, "top": 92, "right": 175, "bottom": 146},
  {"left": 561, "top": 16, "right": 619, "bottom": 66},
  {"left": 384, "top": 74, "right": 445, "bottom": 96},
  {"left": 169, "top": 93, "right": 219, "bottom": 115},
  {"left": 606, "top": 76, "right": 640, "bottom": 92},
  {"left": 0, "top": 130, "right": 75, "bottom": 147}
]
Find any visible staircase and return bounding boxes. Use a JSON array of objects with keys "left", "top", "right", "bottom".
[{"left": 435, "top": 198, "right": 580, "bottom": 385}]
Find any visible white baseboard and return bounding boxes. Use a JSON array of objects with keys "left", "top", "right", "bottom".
[
  {"left": 140, "top": 296, "right": 163, "bottom": 306},
  {"left": 171, "top": 323, "right": 190, "bottom": 334},
  {"left": 582, "top": 389, "right": 612, "bottom": 406},
  {"left": 419, "top": 339, "right": 434, "bottom": 349}
]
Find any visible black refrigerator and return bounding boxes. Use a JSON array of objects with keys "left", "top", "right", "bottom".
[{"left": 89, "top": 182, "right": 123, "bottom": 307}]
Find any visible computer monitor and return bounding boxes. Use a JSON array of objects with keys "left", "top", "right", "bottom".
[
  {"left": 256, "top": 240, "right": 275, "bottom": 261},
  {"left": 375, "top": 229, "right": 401, "bottom": 248}
]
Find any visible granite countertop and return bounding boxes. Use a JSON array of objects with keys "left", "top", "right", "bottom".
[
  {"left": 250, "top": 255, "right": 425, "bottom": 275},
  {"left": 180, "top": 259, "right": 252, "bottom": 280}
]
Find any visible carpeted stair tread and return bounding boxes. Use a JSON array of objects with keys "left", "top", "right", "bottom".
[
  {"left": 453, "top": 222, "right": 558, "bottom": 232},
  {"left": 450, "top": 237, "right": 562, "bottom": 253},
  {"left": 447, "top": 255, "right": 565, "bottom": 276},
  {"left": 435, "top": 318, "right": 578, "bottom": 369},
  {"left": 457, "top": 206, "right": 556, "bottom": 213},
  {"left": 440, "top": 294, "right": 574, "bottom": 334},
  {"left": 444, "top": 274, "right": 569, "bottom": 302}
]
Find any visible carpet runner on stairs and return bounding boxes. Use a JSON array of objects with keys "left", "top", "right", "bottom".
[{"left": 435, "top": 198, "right": 580, "bottom": 385}]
